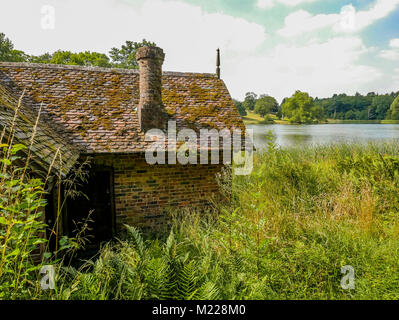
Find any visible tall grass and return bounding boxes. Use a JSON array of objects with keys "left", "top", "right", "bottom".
[
  {"left": 47, "top": 142, "right": 399, "bottom": 300},
  {"left": 0, "top": 97, "right": 89, "bottom": 299},
  {"left": 0, "top": 95, "right": 53, "bottom": 299}
]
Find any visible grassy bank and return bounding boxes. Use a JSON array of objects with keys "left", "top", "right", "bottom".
[
  {"left": 23, "top": 142, "right": 398, "bottom": 300},
  {"left": 326, "top": 119, "right": 381, "bottom": 124},
  {"left": 327, "top": 119, "right": 399, "bottom": 124},
  {"left": 243, "top": 113, "right": 399, "bottom": 125},
  {"left": 243, "top": 112, "right": 275, "bottom": 124}
]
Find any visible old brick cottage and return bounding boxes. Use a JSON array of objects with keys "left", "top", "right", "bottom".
[{"left": 0, "top": 46, "right": 245, "bottom": 244}]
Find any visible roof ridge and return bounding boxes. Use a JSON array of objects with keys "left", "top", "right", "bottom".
[{"left": 0, "top": 62, "right": 217, "bottom": 78}]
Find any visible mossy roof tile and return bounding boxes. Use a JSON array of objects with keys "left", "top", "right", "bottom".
[
  {"left": 0, "top": 62, "right": 245, "bottom": 156},
  {"left": 0, "top": 83, "right": 80, "bottom": 176}
]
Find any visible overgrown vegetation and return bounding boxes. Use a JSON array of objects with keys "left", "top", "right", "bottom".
[
  {"left": 0, "top": 100, "right": 90, "bottom": 299},
  {"left": 3, "top": 141, "right": 396, "bottom": 300},
  {"left": 0, "top": 141, "right": 48, "bottom": 299}
]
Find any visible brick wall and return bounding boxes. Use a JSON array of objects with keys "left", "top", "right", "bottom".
[{"left": 93, "top": 153, "right": 223, "bottom": 230}]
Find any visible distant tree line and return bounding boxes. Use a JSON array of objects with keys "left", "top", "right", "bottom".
[
  {"left": 234, "top": 90, "right": 399, "bottom": 123},
  {"left": 315, "top": 92, "right": 399, "bottom": 121},
  {"left": 0, "top": 32, "right": 155, "bottom": 69}
]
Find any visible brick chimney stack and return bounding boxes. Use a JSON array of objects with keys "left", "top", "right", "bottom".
[{"left": 136, "top": 46, "right": 168, "bottom": 132}]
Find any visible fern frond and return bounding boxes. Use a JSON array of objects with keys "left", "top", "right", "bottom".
[
  {"left": 125, "top": 225, "right": 146, "bottom": 260},
  {"left": 143, "top": 257, "right": 171, "bottom": 300},
  {"left": 193, "top": 281, "right": 220, "bottom": 300},
  {"left": 176, "top": 260, "right": 198, "bottom": 300}
]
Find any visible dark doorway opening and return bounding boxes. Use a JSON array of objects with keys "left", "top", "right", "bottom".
[{"left": 65, "top": 167, "right": 115, "bottom": 258}]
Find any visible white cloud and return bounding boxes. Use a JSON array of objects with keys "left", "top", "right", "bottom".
[
  {"left": 256, "top": 0, "right": 274, "bottom": 10},
  {"left": 390, "top": 39, "right": 399, "bottom": 48},
  {"left": 352, "top": 0, "right": 399, "bottom": 31},
  {"left": 136, "top": 0, "right": 267, "bottom": 71},
  {"left": 278, "top": 0, "right": 399, "bottom": 37},
  {"left": 379, "top": 38, "right": 399, "bottom": 60},
  {"left": 278, "top": 10, "right": 339, "bottom": 37},
  {"left": 0, "top": 0, "right": 267, "bottom": 73},
  {"left": 257, "top": 0, "right": 317, "bottom": 9},
  {"left": 225, "top": 37, "right": 381, "bottom": 101},
  {"left": 385, "top": 68, "right": 399, "bottom": 93},
  {"left": 336, "top": 0, "right": 399, "bottom": 32},
  {"left": 277, "top": 0, "right": 317, "bottom": 6},
  {"left": 379, "top": 50, "right": 399, "bottom": 60},
  {"left": 333, "top": 5, "right": 357, "bottom": 33}
]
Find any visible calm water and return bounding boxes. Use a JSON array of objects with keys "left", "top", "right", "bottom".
[{"left": 246, "top": 124, "right": 399, "bottom": 149}]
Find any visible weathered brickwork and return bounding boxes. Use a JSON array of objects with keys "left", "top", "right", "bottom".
[{"left": 93, "top": 153, "right": 223, "bottom": 230}]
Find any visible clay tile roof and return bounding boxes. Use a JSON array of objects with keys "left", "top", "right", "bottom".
[
  {"left": 0, "top": 62, "right": 245, "bottom": 168},
  {"left": 0, "top": 83, "right": 80, "bottom": 177}
]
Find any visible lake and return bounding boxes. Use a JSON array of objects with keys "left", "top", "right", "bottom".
[{"left": 246, "top": 124, "right": 399, "bottom": 149}]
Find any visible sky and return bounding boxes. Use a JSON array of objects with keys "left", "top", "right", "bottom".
[{"left": 1, "top": 0, "right": 399, "bottom": 102}]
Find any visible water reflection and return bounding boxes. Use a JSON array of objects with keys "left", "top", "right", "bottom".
[{"left": 246, "top": 124, "right": 399, "bottom": 150}]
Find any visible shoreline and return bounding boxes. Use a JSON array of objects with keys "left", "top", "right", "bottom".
[{"left": 243, "top": 114, "right": 399, "bottom": 125}]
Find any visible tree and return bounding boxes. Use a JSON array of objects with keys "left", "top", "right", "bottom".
[
  {"left": 242, "top": 92, "right": 257, "bottom": 111},
  {"left": 41, "top": 50, "right": 112, "bottom": 67},
  {"left": 1, "top": 32, "right": 158, "bottom": 70},
  {"left": 254, "top": 95, "right": 278, "bottom": 118},
  {"left": 345, "top": 110, "right": 356, "bottom": 120},
  {"left": 109, "top": 39, "right": 156, "bottom": 69},
  {"left": 0, "top": 33, "right": 28, "bottom": 62},
  {"left": 233, "top": 99, "right": 247, "bottom": 116},
  {"left": 314, "top": 91, "right": 393, "bottom": 120},
  {"left": 356, "top": 109, "right": 368, "bottom": 120},
  {"left": 388, "top": 95, "right": 399, "bottom": 120},
  {"left": 279, "top": 98, "right": 288, "bottom": 119},
  {"left": 281, "top": 91, "right": 322, "bottom": 123},
  {"left": 312, "top": 105, "right": 325, "bottom": 121},
  {"left": 28, "top": 52, "right": 53, "bottom": 64},
  {"left": 331, "top": 100, "right": 338, "bottom": 119},
  {"left": 370, "top": 95, "right": 395, "bottom": 120},
  {"left": 276, "top": 107, "right": 283, "bottom": 119}
]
